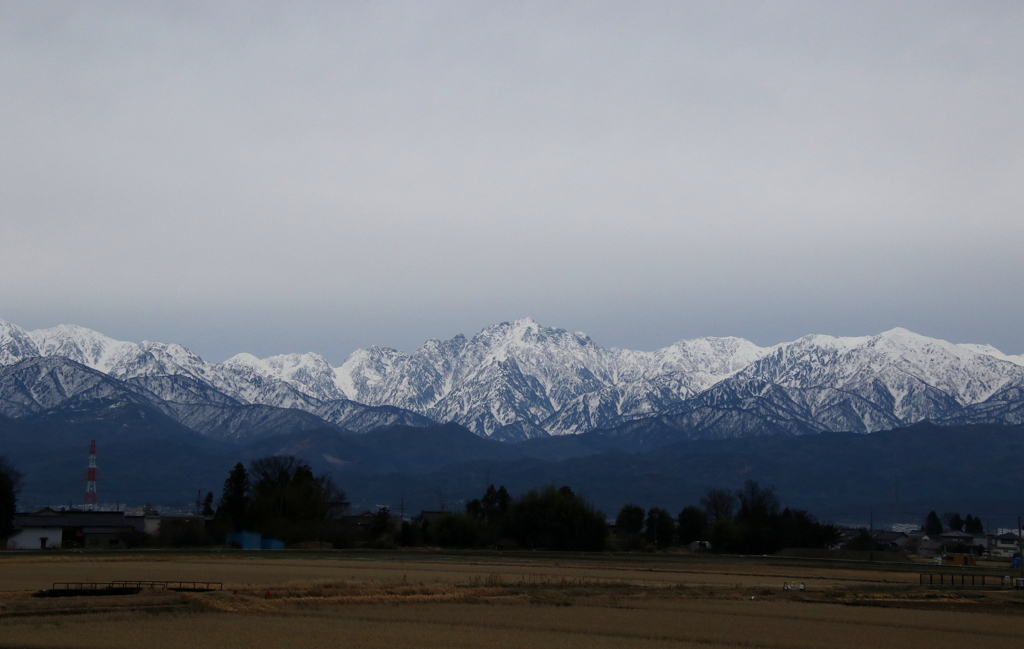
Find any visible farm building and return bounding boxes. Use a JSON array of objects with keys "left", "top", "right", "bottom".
[{"left": 5, "top": 508, "right": 146, "bottom": 550}]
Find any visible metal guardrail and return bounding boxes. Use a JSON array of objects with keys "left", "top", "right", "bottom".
[
  {"left": 918, "top": 574, "right": 1022, "bottom": 588},
  {"left": 107, "top": 581, "right": 223, "bottom": 591},
  {"left": 45, "top": 581, "right": 223, "bottom": 595}
]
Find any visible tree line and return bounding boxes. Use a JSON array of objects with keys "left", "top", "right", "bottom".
[
  {"left": 385, "top": 479, "right": 839, "bottom": 554},
  {"left": 923, "top": 510, "right": 986, "bottom": 536},
  {"left": 1, "top": 453, "right": 842, "bottom": 555},
  {"left": 212, "top": 457, "right": 347, "bottom": 546},
  {"left": 613, "top": 480, "right": 840, "bottom": 553},
  {"left": 396, "top": 484, "right": 608, "bottom": 551}
]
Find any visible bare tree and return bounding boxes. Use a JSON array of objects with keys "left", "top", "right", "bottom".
[
  {"left": 735, "top": 480, "right": 779, "bottom": 520},
  {"left": 700, "top": 487, "right": 736, "bottom": 523}
]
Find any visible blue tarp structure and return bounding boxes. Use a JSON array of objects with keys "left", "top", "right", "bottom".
[
  {"left": 225, "top": 531, "right": 286, "bottom": 550},
  {"left": 225, "top": 531, "right": 262, "bottom": 550}
]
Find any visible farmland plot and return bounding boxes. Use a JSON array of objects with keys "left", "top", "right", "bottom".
[{"left": 1, "top": 552, "right": 1022, "bottom": 649}]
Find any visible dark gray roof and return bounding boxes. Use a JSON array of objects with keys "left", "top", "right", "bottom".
[{"left": 14, "top": 510, "right": 142, "bottom": 531}]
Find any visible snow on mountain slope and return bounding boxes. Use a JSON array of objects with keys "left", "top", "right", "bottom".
[
  {"left": 29, "top": 324, "right": 137, "bottom": 373},
  {"left": 4, "top": 316, "right": 1024, "bottom": 441},
  {"left": 704, "top": 328, "right": 1024, "bottom": 433},
  {"left": 312, "top": 400, "right": 435, "bottom": 432},
  {"left": 0, "top": 356, "right": 158, "bottom": 419},
  {"left": 958, "top": 343, "right": 1024, "bottom": 367},
  {"left": 0, "top": 319, "right": 40, "bottom": 366},
  {"left": 17, "top": 322, "right": 340, "bottom": 408},
  {"left": 740, "top": 328, "right": 1024, "bottom": 407},
  {"left": 942, "top": 384, "right": 1024, "bottom": 426},
  {"left": 221, "top": 352, "right": 345, "bottom": 402},
  {"left": 4, "top": 321, "right": 434, "bottom": 437},
  {"left": 333, "top": 319, "right": 772, "bottom": 438}
]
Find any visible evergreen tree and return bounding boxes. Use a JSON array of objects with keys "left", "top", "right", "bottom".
[
  {"left": 201, "top": 492, "right": 215, "bottom": 517},
  {"left": 964, "top": 515, "right": 984, "bottom": 535},
  {"left": 945, "top": 512, "right": 964, "bottom": 532},
  {"left": 677, "top": 506, "right": 708, "bottom": 545},
  {"left": 369, "top": 506, "right": 393, "bottom": 539},
  {"left": 776, "top": 508, "right": 840, "bottom": 549},
  {"left": 466, "top": 484, "right": 511, "bottom": 542},
  {"left": 924, "top": 511, "right": 943, "bottom": 536},
  {"left": 0, "top": 456, "right": 23, "bottom": 540},
  {"left": 615, "top": 504, "right": 645, "bottom": 537},
  {"left": 644, "top": 507, "right": 675, "bottom": 548},
  {"left": 217, "top": 463, "right": 251, "bottom": 530}
]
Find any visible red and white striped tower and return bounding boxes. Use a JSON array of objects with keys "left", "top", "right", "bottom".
[{"left": 84, "top": 440, "right": 97, "bottom": 510}]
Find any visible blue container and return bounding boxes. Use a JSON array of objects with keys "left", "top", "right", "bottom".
[{"left": 260, "top": 538, "right": 285, "bottom": 550}]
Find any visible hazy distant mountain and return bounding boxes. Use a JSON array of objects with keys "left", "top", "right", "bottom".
[
  {"left": 342, "top": 422, "right": 1024, "bottom": 527},
  {"left": 3, "top": 317, "right": 1024, "bottom": 443}
]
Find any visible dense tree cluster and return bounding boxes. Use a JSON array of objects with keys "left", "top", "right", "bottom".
[
  {"left": 614, "top": 504, "right": 645, "bottom": 550},
  {"left": 1, "top": 456, "right": 23, "bottom": 540},
  {"left": 614, "top": 480, "right": 839, "bottom": 554},
  {"left": 466, "top": 484, "right": 511, "bottom": 545},
  {"left": 215, "top": 456, "right": 346, "bottom": 544},
  {"left": 923, "top": 510, "right": 985, "bottom": 536},
  {"left": 406, "top": 484, "right": 608, "bottom": 551},
  {"left": 505, "top": 486, "right": 607, "bottom": 551}
]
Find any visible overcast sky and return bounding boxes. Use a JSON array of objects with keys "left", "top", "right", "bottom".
[{"left": 1, "top": 2, "right": 1022, "bottom": 363}]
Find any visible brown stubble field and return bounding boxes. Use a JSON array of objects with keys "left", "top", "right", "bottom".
[{"left": 1, "top": 551, "right": 1023, "bottom": 648}]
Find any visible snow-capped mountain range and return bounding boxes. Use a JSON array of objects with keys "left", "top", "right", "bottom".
[{"left": 2, "top": 317, "right": 1023, "bottom": 443}]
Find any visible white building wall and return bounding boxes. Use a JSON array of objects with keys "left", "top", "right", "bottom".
[{"left": 6, "top": 527, "right": 64, "bottom": 550}]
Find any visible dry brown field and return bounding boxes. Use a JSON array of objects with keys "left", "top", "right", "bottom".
[{"left": 2, "top": 551, "right": 1023, "bottom": 648}]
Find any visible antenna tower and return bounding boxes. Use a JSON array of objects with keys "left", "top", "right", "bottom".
[{"left": 84, "top": 440, "right": 97, "bottom": 510}]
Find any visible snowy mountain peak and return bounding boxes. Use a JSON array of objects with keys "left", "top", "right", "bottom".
[
  {"left": 221, "top": 350, "right": 343, "bottom": 402},
  {"left": 738, "top": 327, "right": 1024, "bottom": 419},
  {"left": 653, "top": 336, "right": 770, "bottom": 377},
  {"left": 0, "top": 319, "right": 40, "bottom": 365},
  {"left": 29, "top": 324, "right": 136, "bottom": 373},
  {"left": 3, "top": 315, "right": 1024, "bottom": 441}
]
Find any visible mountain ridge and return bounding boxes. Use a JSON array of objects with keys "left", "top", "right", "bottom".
[{"left": 3, "top": 317, "right": 1024, "bottom": 442}]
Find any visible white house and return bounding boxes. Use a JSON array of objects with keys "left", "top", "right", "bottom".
[{"left": 6, "top": 525, "right": 63, "bottom": 549}]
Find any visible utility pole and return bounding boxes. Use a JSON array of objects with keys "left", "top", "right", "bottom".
[
  {"left": 869, "top": 510, "right": 874, "bottom": 563},
  {"left": 894, "top": 477, "right": 900, "bottom": 530},
  {"left": 652, "top": 511, "right": 658, "bottom": 551},
  {"left": 83, "top": 440, "right": 97, "bottom": 511},
  {"left": 1018, "top": 515, "right": 1022, "bottom": 577}
]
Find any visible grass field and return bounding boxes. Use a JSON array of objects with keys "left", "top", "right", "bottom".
[{"left": 2, "top": 551, "right": 1023, "bottom": 648}]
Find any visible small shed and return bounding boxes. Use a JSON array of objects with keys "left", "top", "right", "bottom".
[{"left": 6, "top": 525, "right": 64, "bottom": 550}]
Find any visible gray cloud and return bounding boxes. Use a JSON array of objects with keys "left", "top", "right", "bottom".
[{"left": 1, "top": 1, "right": 1022, "bottom": 362}]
